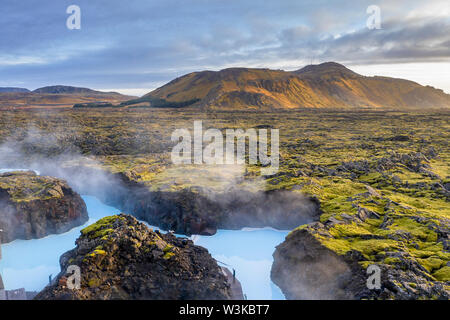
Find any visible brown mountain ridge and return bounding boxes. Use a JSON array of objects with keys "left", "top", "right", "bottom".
[{"left": 142, "top": 62, "right": 450, "bottom": 110}]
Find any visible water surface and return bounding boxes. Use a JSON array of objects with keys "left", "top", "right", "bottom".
[{"left": 0, "top": 196, "right": 120, "bottom": 291}]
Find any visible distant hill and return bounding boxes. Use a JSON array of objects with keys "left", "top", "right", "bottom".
[
  {"left": 140, "top": 62, "right": 450, "bottom": 110},
  {"left": 0, "top": 85, "right": 134, "bottom": 109},
  {"left": 33, "top": 85, "right": 120, "bottom": 95},
  {"left": 0, "top": 87, "right": 30, "bottom": 93}
]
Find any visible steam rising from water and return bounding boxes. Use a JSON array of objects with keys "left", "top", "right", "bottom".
[{"left": 0, "top": 127, "right": 120, "bottom": 198}]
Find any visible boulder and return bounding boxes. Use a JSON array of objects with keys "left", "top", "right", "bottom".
[
  {"left": 35, "top": 214, "right": 233, "bottom": 300},
  {"left": 0, "top": 171, "right": 88, "bottom": 243}
]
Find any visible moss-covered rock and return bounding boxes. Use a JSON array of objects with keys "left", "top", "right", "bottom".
[
  {"left": 0, "top": 171, "right": 88, "bottom": 243},
  {"left": 35, "top": 214, "right": 233, "bottom": 300}
]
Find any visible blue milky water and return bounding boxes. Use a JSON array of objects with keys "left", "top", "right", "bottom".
[
  {"left": 0, "top": 196, "right": 120, "bottom": 292},
  {"left": 0, "top": 170, "right": 288, "bottom": 299}
]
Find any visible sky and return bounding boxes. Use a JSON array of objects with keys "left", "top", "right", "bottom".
[{"left": 0, "top": 0, "right": 449, "bottom": 96}]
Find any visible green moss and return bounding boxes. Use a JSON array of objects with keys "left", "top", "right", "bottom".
[
  {"left": 360, "top": 172, "right": 384, "bottom": 184},
  {"left": 389, "top": 218, "right": 437, "bottom": 242},
  {"left": 319, "top": 238, "right": 351, "bottom": 255},
  {"left": 352, "top": 239, "right": 399, "bottom": 259},
  {"left": 320, "top": 236, "right": 399, "bottom": 259},
  {"left": 81, "top": 215, "right": 123, "bottom": 239},
  {"left": 163, "top": 252, "right": 175, "bottom": 260},
  {"left": 407, "top": 242, "right": 450, "bottom": 262},
  {"left": 328, "top": 223, "right": 372, "bottom": 238},
  {"left": 87, "top": 278, "right": 101, "bottom": 288},
  {"left": 384, "top": 257, "right": 401, "bottom": 265},
  {"left": 86, "top": 249, "right": 107, "bottom": 258},
  {"left": 417, "top": 257, "right": 445, "bottom": 273},
  {"left": 163, "top": 244, "right": 174, "bottom": 253},
  {"left": 0, "top": 172, "right": 66, "bottom": 202},
  {"left": 432, "top": 266, "right": 450, "bottom": 281},
  {"left": 359, "top": 261, "right": 377, "bottom": 269},
  {"left": 2, "top": 108, "right": 449, "bottom": 289}
]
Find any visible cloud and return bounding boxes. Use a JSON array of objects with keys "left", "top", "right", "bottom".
[{"left": 0, "top": 0, "right": 449, "bottom": 93}]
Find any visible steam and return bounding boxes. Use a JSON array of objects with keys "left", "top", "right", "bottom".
[
  {"left": 0, "top": 125, "right": 120, "bottom": 200},
  {"left": 0, "top": 122, "right": 319, "bottom": 233},
  {"left": 163, "top": 162, "right": 320, "bottom": 231}
]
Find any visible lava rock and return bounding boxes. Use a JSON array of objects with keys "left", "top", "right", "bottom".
[
  {"left": 35, "top": 214, "right": 232, "bottom": 300},
  {"left": 0, "top": 171, "right": 88, "bottom": 243},
  {"left": 271, "top": 226, "right": 450, "bottom": 300}
]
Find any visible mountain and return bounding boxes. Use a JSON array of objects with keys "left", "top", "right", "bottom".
[
  {"left": 33, "top": 85, "right": 118, "bottom": 95},
  {"left": 293, "top": 61, "right": 359, "bottom": 77},
  {"left": 141, "top": 62, "right": 450, "bottom": 110},
  {"left": 0, "top": 85, "right": 134, "bottom": 109},
  {"left": 0, "top": 87, "right": 30, "bottom": 93}
]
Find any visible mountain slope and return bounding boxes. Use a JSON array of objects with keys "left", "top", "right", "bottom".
[{"left": 142, "top": 62, "right": 450, "bottom": 110}]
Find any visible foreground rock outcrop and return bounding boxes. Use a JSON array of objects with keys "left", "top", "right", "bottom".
[
  {"left": 272, "top": 223, "right": 450, "bottom": 300},
  {"left": 0, "top": 171, "right": 88, "bottom": 243},
  {"left": 35, "top": 214, "right": 233, "bottom": 300},
  {"left": 272, "top": 203, "right": 450, "bottom": 299}
]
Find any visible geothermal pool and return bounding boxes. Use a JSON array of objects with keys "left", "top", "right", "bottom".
[{"left": 0, "top": 175, "right": 287, "bottom": 299}]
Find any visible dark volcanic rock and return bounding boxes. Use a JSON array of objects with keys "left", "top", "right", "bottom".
[
  {"left": 271, "top": 224, "right": 357, "bottom": 300},
  {"left": 37, "top": 165, "right": 320, "bottom": 236},
  {"left": 35, "top": 214, "right": 232, "bottom": 300},
  {"left": 101, "top": 171, "right": 320, "bottom": 236},
  {"left": 271, "top": 225, "right": 450, "bottom": 300},
  {"left": 0, "top": 171, "right": 88, "bottom": 243}
]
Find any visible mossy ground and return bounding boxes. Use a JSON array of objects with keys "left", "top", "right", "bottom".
[
  {"left": 0, "top": 171, "right": 65, "bottom": 202},
  {"left": 81, "top": 215, "right": 125, "bottom": 240},
  {"left": 0, "top": 109, "right": 448, "bottom": 283}
]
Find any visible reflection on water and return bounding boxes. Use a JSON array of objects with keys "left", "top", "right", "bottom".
[{"left": 0, "top": 194, "right": 287, "bottom": 299}]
